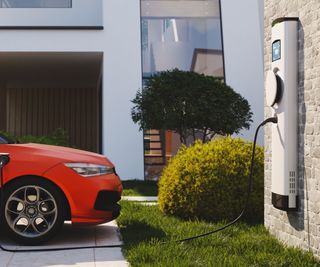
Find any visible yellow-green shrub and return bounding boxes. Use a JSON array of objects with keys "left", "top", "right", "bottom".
[{"left": 158, "top": 137, "right": 264, "bottom": 222}]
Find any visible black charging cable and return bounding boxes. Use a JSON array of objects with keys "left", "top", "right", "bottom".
[
  {"left": 0, "top": 153, "right": 10, "bottom": 226},
  {"left": 173, "top": 115, "right": 278, "bottom": 243},
  {"left": 0, "top": 116, "right": 277, "bottom": 252}
]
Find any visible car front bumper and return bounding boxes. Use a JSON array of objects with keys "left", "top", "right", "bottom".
[{"left": 43, "top": 162, "right": 123, "bottom": 225}]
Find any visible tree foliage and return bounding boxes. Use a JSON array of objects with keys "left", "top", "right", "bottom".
[{"left": 131, "top": 69, "right": 252, "bottom": 144}]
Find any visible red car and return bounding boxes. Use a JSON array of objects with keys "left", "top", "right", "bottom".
[{"left": 0, "top": 135, "right": 122, "bottom": 245}]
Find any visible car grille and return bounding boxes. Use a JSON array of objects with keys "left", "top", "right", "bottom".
[{"left": 94, "top": 190, "right": 121, "bottom": 217}]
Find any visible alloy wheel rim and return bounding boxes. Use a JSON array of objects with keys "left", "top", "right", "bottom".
[{"left": 5, "top": 185, "right": 58, "bottom": 239}]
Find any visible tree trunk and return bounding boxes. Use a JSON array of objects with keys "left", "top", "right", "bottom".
[
  {"left": 177, "top": 130, "right": 187, "bottom": 145},
  {"left": 192, "top": 129, "right": 196, "bottom": 143},
  {"left": 202, "top": 128, "right": 208, "bottom": 143}
]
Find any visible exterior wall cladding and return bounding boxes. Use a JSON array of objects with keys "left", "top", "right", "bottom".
[{"left": 264, "top": 0, "right": 320, "bottom": 257}]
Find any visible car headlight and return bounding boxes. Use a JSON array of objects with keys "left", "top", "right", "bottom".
[{"left": 64, "top": 163, "right": 114, "bottom": 177}]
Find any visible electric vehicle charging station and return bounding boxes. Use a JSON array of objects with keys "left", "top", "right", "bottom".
[{"left": 266, "top": 17, "right": 299, "bottom": 211}]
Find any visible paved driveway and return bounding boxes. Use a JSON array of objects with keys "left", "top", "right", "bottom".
[{"left": 0, "top": 221, "right": 128, "bottom": 267}]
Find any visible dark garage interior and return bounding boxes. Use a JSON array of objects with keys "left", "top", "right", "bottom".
[{"left": 0, "top": 52, "right": 103, "bottom": 152}]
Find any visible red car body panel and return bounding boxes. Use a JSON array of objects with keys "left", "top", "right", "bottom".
[{"left": 1, "top": 143, "right": 123, "bottom": 225}]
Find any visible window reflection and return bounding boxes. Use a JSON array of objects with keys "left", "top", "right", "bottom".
[
  {"left": 1, "top": 0, "right": 71, "bottom": 8},
  {"left": 141, "top": 0, "right": 225, "bottom": 169},
  {"left": 141, "top": 0, "right": 224, "bottom": 77}
]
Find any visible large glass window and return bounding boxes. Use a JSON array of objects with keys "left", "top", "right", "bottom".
[
  {"left": 141, "top": 0, "right": 225, "bottom": 173},
  {"left": 141, "top": 0, "right": 224, "bottom": 78},
  {"left": 1, "top": 0, "right": 71, "bottom": 8}
]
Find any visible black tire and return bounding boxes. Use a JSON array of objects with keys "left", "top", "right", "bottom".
[{"left": 1, "top": 177, "right": 66, "bottom": 245}]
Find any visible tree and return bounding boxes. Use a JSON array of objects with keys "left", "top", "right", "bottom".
[{"left": 131, "top": 69, "right": 252, "bottom": 144}]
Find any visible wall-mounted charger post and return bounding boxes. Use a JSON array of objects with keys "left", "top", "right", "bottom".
[{"left": 266, "top": 17, "right": 299, "bottom": 211}]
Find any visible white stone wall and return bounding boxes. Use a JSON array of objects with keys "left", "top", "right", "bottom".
[{"left": 264, "top": 0, "right": 320, "bottom": 257}]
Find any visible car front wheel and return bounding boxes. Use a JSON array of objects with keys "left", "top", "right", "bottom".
[{"left": 3, "top": 177, "right": 65, "bottom": 245}]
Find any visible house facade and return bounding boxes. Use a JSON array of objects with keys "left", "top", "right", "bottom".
[
  {"left": 264, "top": 0, "right": 320, "bottom": 258},
  {"left": 0, "top": 0, "right": 263, "bottom": 180}
]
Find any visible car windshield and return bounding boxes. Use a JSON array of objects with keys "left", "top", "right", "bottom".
[{"left": 0, "top": 134, "right": 15, "bottom": 144}]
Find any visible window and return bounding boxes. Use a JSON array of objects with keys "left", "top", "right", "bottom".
[
  {"left": 140, "top": 0, "right": 225, "bottom": 164},
  {"left": 141, "top": 0, "right": 224, "bottom": 78},
  {"left": 1, "top": 0, "right": 71, "bottom": 8}
]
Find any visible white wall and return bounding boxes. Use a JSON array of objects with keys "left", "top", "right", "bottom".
[
  {"left": 0, "top": 0, "right": 144, "bottom": 179},
  {"left": 0, "top": 0, "right": 102, "bottom": 27},
  {"left": 0, "top": 0, "right": 264, "bottom": 178},
  {"left": 220, "top": 0, "right": 264, "bottom": 145},
  {"left": 102, "top": 0, "right": 144, "bottom": 180}
]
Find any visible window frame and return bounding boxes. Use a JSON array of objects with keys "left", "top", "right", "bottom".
[{"left": 0, "top": 0, "right": 72, "bottom": 8}]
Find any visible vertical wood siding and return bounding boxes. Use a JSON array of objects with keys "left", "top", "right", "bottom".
[
  {"left": 0, "top": 86, "right": 6, "bottom": 131},
  {"left": 7, "top": 87, "right": 100, "bottom": 152}
]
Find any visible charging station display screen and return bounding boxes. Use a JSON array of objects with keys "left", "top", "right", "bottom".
[{"left": 272, "top": 40, "right": 281, "bottom": 61}]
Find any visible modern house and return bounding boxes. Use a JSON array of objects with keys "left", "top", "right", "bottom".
[{"left": 0, "top": 0, "right": 264, "bottom": 180}]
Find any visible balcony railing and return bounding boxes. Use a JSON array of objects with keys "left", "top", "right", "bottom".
[{"left": 1, "top": 0, "right": 71, "bottom": 8}]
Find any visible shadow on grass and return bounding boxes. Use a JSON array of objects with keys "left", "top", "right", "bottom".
[
  {"left": 120, "top": 220, "right": 166, "bottom": 247},
  {"left": 122, "top": 180, "right": 158, "bottom": 196}
]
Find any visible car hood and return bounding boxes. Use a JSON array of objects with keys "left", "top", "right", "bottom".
[{"left": 4, "top": 143, "right": 113, "bottom": 166}]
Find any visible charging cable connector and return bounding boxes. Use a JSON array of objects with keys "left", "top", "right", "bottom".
[{"left": 261, "top": 116, "right": 278, "bottom": 126}]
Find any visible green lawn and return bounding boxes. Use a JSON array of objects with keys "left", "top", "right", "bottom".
[
  {"left": 117, "top": 201, "right": 318, "bottom": 267},
  {"left": 122, "top": 180, "right": 158, "bottom": 196}
]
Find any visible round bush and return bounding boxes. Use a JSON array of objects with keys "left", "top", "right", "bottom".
[{"left": 158, "top": 137, "right": 264, "bottom": 222}]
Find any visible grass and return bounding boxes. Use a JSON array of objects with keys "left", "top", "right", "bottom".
[
  {"left": 122, "top": 180, "right": 158, "bottom": 196},
  {"left": 117, "top": 201, "right": 319, "bottom": 267}
]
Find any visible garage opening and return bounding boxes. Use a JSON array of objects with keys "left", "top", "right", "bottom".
[{"left": 0, "top": 52, "right": 103, "bottom": 152}]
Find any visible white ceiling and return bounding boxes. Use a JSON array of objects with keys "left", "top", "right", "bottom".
[
  {"left": 0, "top": 52, "right": 103, "bottom": 88},
  {"left": 141, "top": 0, "right": 220, "bottom": 18}
]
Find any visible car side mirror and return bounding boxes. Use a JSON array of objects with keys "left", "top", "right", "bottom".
[{"left": 0, "top": 153, "right": 10, "bottom": 167}]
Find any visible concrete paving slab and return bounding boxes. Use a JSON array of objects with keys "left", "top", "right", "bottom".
[
  {"left": 122, "top": 196, "right": 158, "bottom": 202},
  {"left": 95, "top": 223, "right": 122, "bottom": 246},
  {"left": 0, "top": 221, "right": 128, "bottom": 267},
  {"left": 3, "top": 249, "right": 96, "bottom": 267},
  {"left": 95, "top": 248, "right": 128, "bottom": 267},
  {"left": 0, "top": 249, "right": 14, "bottom": 267}
]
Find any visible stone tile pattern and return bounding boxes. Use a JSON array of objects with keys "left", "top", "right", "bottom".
[{"left": 264, "top": 0, "right": 320, "bottom": 258}]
